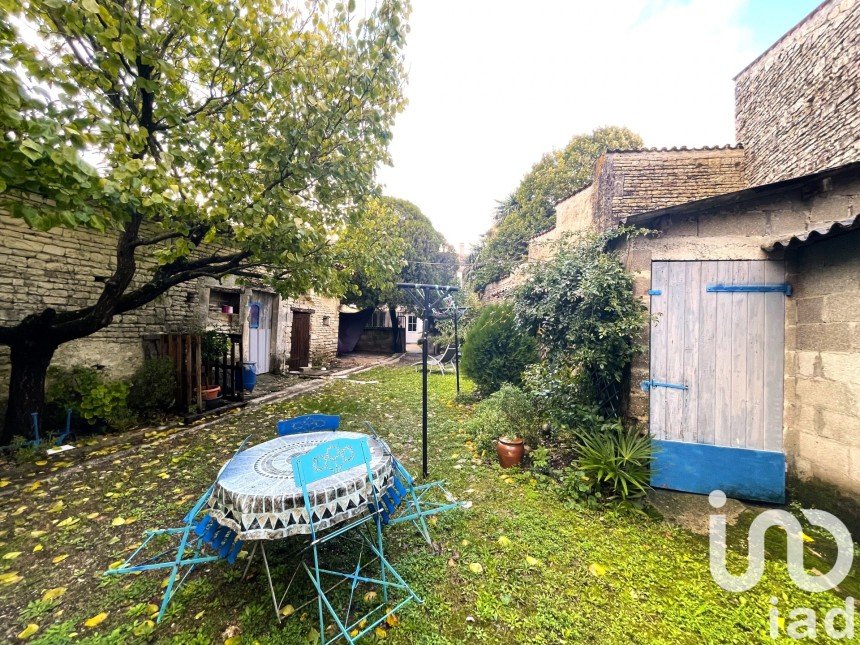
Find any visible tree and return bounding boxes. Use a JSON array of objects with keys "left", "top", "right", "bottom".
[
  {"left": 349, "top": 197, "right": 458, "bottom": 350},
  {"left": 468, "top": 126, "right": 643, "bottom": 291},
  {"left": 0, "top": 0, "right": 409, "bottom": 442}
]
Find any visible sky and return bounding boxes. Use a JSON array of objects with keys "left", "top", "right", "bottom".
[{"left": 375, "top": 0, "right": 823, "bottom": 251}]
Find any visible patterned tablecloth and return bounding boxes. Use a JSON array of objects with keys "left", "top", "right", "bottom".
[{"left": 207, "top": 431, "right": 394, "bottom": 540}]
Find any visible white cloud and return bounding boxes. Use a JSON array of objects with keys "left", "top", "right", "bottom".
[{"left": 376, "top": 0, "right": 758, "bottom": 248}]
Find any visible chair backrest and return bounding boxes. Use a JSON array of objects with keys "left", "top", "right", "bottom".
[
  {"left": 292, "top": 437, "right": 372, "bottom": 488},
  {"left": 277, "top": 413, "right": 340, "bottom": 436},
  {"left": 439, "top": 345, "right": 458, "bottom": 361},
  {"left": 292, "top": 437, "right": 375, "bottom": 536}
]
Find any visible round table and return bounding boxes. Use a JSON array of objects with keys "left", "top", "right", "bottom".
[{"left": 207, "top": 431, "right": 394, "bottom": 540}]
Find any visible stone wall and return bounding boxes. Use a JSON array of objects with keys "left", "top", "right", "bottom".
[
  {"left": 480, "top": 269, "right": 525, "bottom": 303},
  {"left": 593, "top": 147, "right": 747, "bottom": 227},
  {"left": 0, "top": 213, "right": 341, "bottom": 400},
  {"left": 735, "top": 0, "right": 860, "bottom": 186},
  {"left": 0, "top": 213, "right": 199, "bottom": 396},
  {"left": 783, "top": 228, "right": 860, "bottom": 506},
  {"left": 528, "top": 185, "right": 596, "bottom": 261}
]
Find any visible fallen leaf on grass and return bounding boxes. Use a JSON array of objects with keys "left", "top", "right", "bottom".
[
  {"left": 363, "top": 591, "right": 377, "bottom": 603},
  {"left": 588, "top": 563, "right": 607, "bottom": 577},
  {"left": 33, "top": 545, "right": 43, "bottom": 552},
  {"left": 3, "top": 551, "right": 22, "bottom": 559},
  {"left": 280, "top": 604, "right": 295, "bottom": 617},
  {"left": 47, "top": 501, "right": 64, "bottom": 513},
  {"left": 57, "top": 517, "right": 79, "bottom": 528},
  {"left": 111, "top": 517, "right": 126, "bottom": 527},
  {"left": 468, "top": 562, "right": 483, "bottom": 574},
  {"left": 17, "top": 623, "right": 39, "bottom": 640},
  {"left": 108, "top": 560, "right": 124, "bottom": 570},
  {"left": 84, "top": 612, "right": 108, "bottom": 628},
  {"left": 386, "top": 613, "right": 400, "bottom": 627},
  {"left": 30, "top": 530, "right": 46, "bottom": 538},
  {"left": 525, "top": 556, "right": 540, "bottom": 567},
  {"left": 497, "top": 536, "right": 511, "bottom": 548},
  {"left": 52, "top": 554, "right": 69, "bottom": 564},
  {"left": 42, "top": 587, "right": 67, "bottom": 602},
  {"left": 0, "top": 571, "right": 22, "bottom": 585},
  {"left": 374, "top": 627, "right": 387, "bottom": 639}
]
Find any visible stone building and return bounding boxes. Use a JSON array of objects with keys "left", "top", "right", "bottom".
[
  {"left": 0, "top": 211, "right": 340, "bottom": 402},
  {"left": 483, "top": 0, "right": 860, "bottom": 520}
]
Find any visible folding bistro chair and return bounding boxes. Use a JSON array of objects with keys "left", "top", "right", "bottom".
[
  {"left": 104, "top": 436, "right": 251, "bottom": 622},
  {"left": 364, "top": 423, "right": 465, "bottom": 545},
  {"left": 262, "top": 436, "right": 420, "bottom": 644},
  {"left": 277, "top": 413, "right": 340, "bottom": 436}
]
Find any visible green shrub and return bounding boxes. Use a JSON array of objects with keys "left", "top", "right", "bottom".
[
  {"left": 465, "top": 384, "right": 542, "bottom": 455},
  {"left": 575, "top": 419, "right": 653, "bottom": 501},
  {"left": 201, "top": 331, "right": 230, "bottom": 365},
  {"left": 127, "top": 358, "right": 176, "bottom": 417},
  {"left": 46, "top": 365, "right": 135, "bottom": 431},
  {"left": 515, "top": 228, "right": 647, "bottom": 416},
  {"left": 460, "top": 303, "right": 537, "bottom": 395}
]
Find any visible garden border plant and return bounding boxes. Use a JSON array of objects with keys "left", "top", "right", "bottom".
[{"left": 513, "top": 227, "right": 655, "bottom": 502}]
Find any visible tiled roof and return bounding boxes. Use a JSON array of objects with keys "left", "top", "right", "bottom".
[
  {"left": 763, "top": 214, "right": 860, "bottom": 252},
  {"left": 605, "top": 144, "right": 743, "bottom": 154}
]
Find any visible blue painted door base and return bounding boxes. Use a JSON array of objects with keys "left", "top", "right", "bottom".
[{"left": 651, "top": 439, "right": 786, "bottom": 504}]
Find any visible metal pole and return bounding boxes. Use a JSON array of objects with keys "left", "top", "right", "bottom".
[
  {"left": 421, "top": 286, "right": 430, "bottom": 478},
  {"left": 453, "top": 307, "right": 460, "bottom": 395}
]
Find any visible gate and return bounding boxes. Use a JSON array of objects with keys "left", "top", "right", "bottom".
[{"left": 647, "top": 260, "right": 788, "bottom": 502}]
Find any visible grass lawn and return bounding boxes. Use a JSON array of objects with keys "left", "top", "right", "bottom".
[{"left": 0, "top": 365, "right": 856, "bottom": 643}]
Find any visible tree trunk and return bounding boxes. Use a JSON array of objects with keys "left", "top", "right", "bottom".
[
  {"left": 2, "top": 339, "right": 58, "bottom": 444},
  {"left": 389, "top": 305, "right": 400, "bottom": 353}
]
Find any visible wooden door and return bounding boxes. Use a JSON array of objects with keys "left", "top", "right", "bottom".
[
  {"left": 289, "top": 311, "right": 311, "bottom": 370},
  {"left": 248, "top": 292, "right": 274, "bottom": 374},
  {"left": 648, "top": 260, "right": 788, "bottom": 502}
]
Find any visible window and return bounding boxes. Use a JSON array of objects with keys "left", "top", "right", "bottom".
[
  {"left": 407, "top": 315, "right": 417, "bottom": 332},
  {"left": 249, "top": 302, "right": 261, "bottom": 329},
  {"left": 372, "top": 310, "right": 388, "bottom": 327}
]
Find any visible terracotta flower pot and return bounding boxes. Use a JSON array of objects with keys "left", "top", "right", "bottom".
[
  {"left": 496, "top": 436, "right": 524, "bottom": 468},
  {"left": 201, "top": 385, "right": 221, "bottom": 401}
]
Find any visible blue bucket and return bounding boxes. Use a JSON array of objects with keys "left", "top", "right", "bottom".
[{"left": 236, "top": 362, "right": 257, "bottom": 392}]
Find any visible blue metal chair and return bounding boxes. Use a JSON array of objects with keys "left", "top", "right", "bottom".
[
  {"left": 264, "top": 436, "right": 420, "bottom": 644},
  {"left": 364, "top": 422, "right": 465, "bottom": 545},
  {"left": 103, "top": 436, "right": 251, "bottom": 622},
  {"left": 277, "top": 413, "right": 340, "bottom": 436}
]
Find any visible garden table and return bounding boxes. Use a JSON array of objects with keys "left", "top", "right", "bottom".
[{"left": 206, "top": 431, "right": 394, "bottom": 540}]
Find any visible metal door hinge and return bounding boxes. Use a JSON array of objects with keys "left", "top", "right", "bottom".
[
  {"left": 641, "top": 380, "right": 688, "bottom": 392},
  {"left": 706, "top": 283, "right": 792, "bottom": 296}
]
